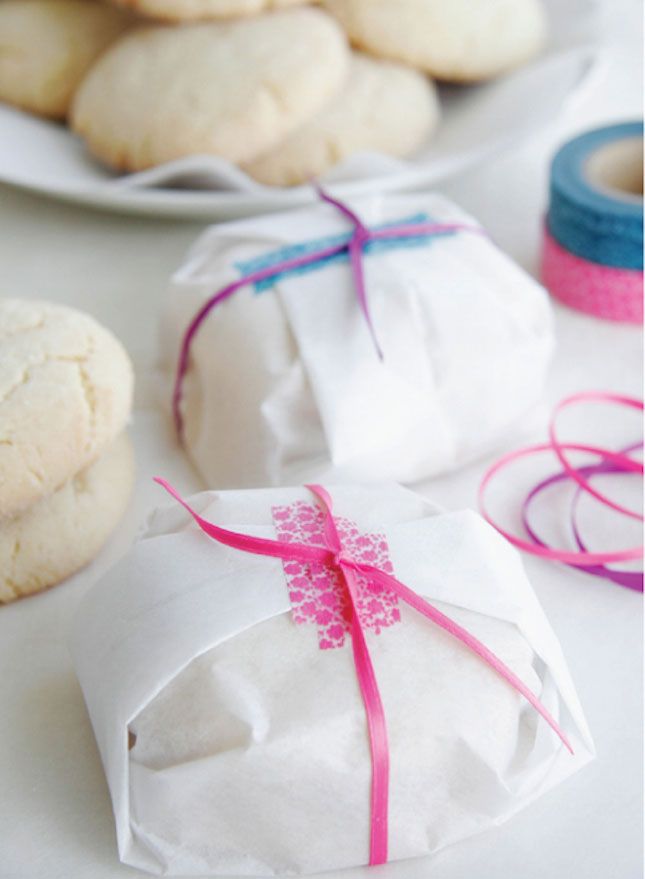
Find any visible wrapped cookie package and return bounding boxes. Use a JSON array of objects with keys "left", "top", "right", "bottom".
[
  {"left": 72, "top": 483, "right": 593, "bottom": 877},
  {"left": 161, "top": 191, "right": 554, "bottom": 489}
]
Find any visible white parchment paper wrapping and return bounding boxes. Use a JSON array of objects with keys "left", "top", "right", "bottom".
[
  {"left": 160, "top": 192, "right": 553, "bottom": 489},
  {"left": 72, "top": 484, "right": 593, "bottom": 877}
]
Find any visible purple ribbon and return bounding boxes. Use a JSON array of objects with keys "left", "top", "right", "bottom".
[
  {"left": 172, "top": 186, "right": 482, "bottom": 438},
  {"left": 522, "top": 443, "right": 644, "bottom": 592}
]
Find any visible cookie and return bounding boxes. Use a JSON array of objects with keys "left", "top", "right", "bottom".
[
  {"left": 321, "top": 0, "right": 546, "bottom": 82},
  {"left": 70, "top": 9, "right": 350, "bottom": 171},
  {"left": 0, "top": 299, "right": 133, "bottom": 519},
  {"left": 0, "top": 0, "right": 132, "bottom": 119},
  {"left": 106, "top": 0, "right": 305, "bottom": 23},
  {"left": 0, "top": 432, "right": 134, "bottom": 603},
  {"left": 244, "top": 53, "right": 439, "bottom": 186}
]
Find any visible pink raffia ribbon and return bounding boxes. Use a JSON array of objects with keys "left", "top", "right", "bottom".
[
  {"left": 479, "top": 391, "right": 644, "bottom": 590},
  {"left": 172, "top": 186, "right": 482, "bottom": 438},
  {"left": 155, "top": 478, "right": 573, "bottom": 867}
]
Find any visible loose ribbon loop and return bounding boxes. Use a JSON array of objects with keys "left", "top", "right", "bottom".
[
  {"left": 155, "top": 477, "right": 573, "bottom": 867},
  {"left": 479, "top": 391, "right": 644, "bottom": 590},
  {"left": 521, "top": 443, "right": 644, "bottom": 591},
  {"left": 548, "top": 392, "right": 644, "bottom": 521},
  {"left": 172, "top": 186, "right": 483, "bottom": 438}
]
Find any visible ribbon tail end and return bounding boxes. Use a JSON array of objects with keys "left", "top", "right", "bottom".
[{"left": 153, "top": 476, "right": 182, "bottom": 502}]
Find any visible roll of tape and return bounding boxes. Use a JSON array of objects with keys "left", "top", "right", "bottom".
[{"left": 541, "top": 120, "right": 643, "bottom": 323}]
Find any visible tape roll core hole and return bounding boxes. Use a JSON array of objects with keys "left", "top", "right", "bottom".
[{"left": 585, "top": 136, "right": 644, "bottom": 202}]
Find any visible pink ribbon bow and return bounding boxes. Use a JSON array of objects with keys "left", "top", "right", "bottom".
[
  {"left": 172, "top": 187, "right": 482, "bottom": 438},
  {"left": 155, "top": 478, "right": 573, "bottom": 867}
]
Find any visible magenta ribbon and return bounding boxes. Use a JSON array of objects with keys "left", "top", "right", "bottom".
[
  {"left": 155, "top": 477, "right": 573, "bottom": 867},
  {"left": 172, "top": 187, "right": 482, "bottom": 438},
  {"left": 479, "top": 391, "right": 644, "bottom": 590},
  {"left": 521, "top": 443, "right": 643, "bottom": 591}
]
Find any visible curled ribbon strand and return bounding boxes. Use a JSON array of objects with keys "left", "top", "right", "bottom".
[
  {"left": 521, "top": 443, "right": 644, "bottom": 591},
  {"left": 548, "top": 392, "right": 644, "bottom": 521},
  {"left": 155, "top": 478, "right": 573, "bottom": 867},
  {"left": 479, "top": 391, "right": 644, "bottom": 590},
  {"left": 172, "top": 186, "right": 482, "bottom": 438}
]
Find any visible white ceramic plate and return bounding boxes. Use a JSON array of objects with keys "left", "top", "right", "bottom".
[{"left": 0, "top": 0, "right": 603, "bottom": 219}]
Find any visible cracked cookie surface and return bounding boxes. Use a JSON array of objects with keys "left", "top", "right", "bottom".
[
  {"left": 0, "top": 0, "right": 132, "bottom": 119},
  {"left": 70, "top": 8, "right": 349, "bottom": 171},
  {"left": 0, "top": 432, "right": 134, "bottom": 603},
  {"left": 243, "top": 53, "right": 439, "bottom": 186},
  {"left": 106, "top": 0, "right": 306, "bottom": 23},
  {"left": 0, "top": 299, "right": 133, "bottom": 518},
  {"left": 321, "top": 0, "right": 546, "bottom": 82}
]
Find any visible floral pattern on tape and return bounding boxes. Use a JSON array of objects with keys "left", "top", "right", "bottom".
[{"left": 272, "top": 500, "right": 400, "bottom": 649}]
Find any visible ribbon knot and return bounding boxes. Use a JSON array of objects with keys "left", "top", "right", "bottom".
[
  {"left": 351, "top": 224, "right": 371, "bottom": 248},
  {"left": 333, "top": 551, "right": 354, "bottom": 569},
  {"left": 155, "top": 477, "right": 573, "bottom": 868}
]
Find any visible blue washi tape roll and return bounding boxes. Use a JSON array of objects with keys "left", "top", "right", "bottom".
[{"left": 547, "top": 120, "right": 643, "bottom": 270}]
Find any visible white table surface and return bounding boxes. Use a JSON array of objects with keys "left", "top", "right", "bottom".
[{"left": 0, "top": 4, "right": 642, "bottom": 878}]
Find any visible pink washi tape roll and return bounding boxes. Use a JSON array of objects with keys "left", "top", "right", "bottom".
[{"left": 541, "top": 121, "right": 643, "bottom": 324}]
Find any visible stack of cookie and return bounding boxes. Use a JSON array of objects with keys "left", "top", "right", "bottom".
[
  {"left": 0, "top": 0, "right": 133, "bottom": 120},
  {"left": 0, "top": 299, "right": 134, "bottom": 604},
  {"left": 0, "top": 0, "right": 546, "bottom": 185}
]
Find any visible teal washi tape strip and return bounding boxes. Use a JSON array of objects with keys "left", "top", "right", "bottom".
[
  {"left": 235, "top": 212, "right": 456, "bottom": 291},
  {"left": 546, "top": 120, "right": 643, "bottom": 269}
]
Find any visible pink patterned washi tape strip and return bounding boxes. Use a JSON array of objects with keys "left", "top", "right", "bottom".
[
  {"left": 541, "top": 226, "right": 643, "bottom": 324},
  {"left": 272, "top": 500, "right": 400, "bottom": 650}
]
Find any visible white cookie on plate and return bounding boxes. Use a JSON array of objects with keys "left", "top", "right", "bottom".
[
  {"left": 321, "top": 0, "right": 547, "bottom": 82},
  {"left": 244, "top": 53, "right": 439, "bottom": 186},
  {"left": 0, "top": 432, "right": 134, "bottom": 603},
  {"left": 0, "top": 299, "right": 133, "bottom": 519},
  {"left": 106, "top": 0, "right": 305, "bottom": 23},
  {"left": 70, "top": 9, "right": 350, "bottom": 171},
  {"left": 0, "top": 0, "right": 132, "bottom": 119}
]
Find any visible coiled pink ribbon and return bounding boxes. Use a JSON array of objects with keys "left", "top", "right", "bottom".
[
  {"left": 480, "top": 391, "right": 644, "bottom": 590},
  {"left": 155, "top": 478, "right": 573, "bottom": 867},
  {"left": 172, "top": 187, "right": 482, "bottom": 438}
]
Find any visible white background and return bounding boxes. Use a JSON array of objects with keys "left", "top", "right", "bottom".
[{"left": 0, "top": 2, "right": 642, "bottom": 877}]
